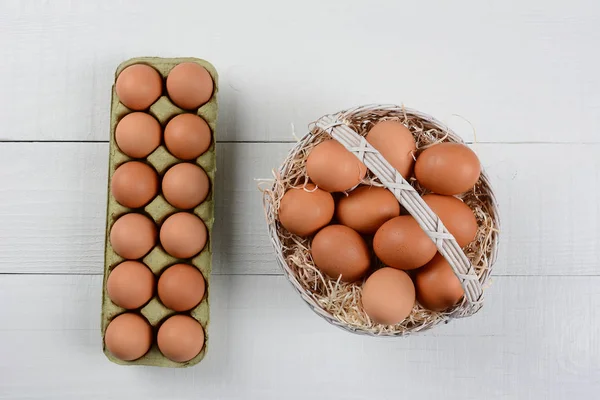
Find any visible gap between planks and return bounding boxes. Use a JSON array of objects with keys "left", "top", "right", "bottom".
[{"left": 2, "top": 140, "right": 600, "bottom": 145}]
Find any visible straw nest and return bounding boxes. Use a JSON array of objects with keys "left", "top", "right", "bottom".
[{"left": 262, "top": 104, "right": 500, "bottom": 336}]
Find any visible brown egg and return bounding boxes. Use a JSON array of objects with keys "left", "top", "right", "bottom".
[
  {"left": 164, "top": 114, "right": 212, "bottom": 160},
  {"left": 423, "top": 194, "right": 478, "bottom": 247},
  {"left": 115, "top": 112, "right": 162, "bottom": 158},
  {"left": 373, "top": 215, "right": 436, "bottom": 270},
  {"left": 311, "top": 225, "right": 370, "bottom": 282},
  {"left": 160, "top": 212, "right": 207, "bottom": 258},
  {"left": 107, "top": 261, "right": 155, "bottom": 309},
  {"left": 336, "top": 186, "right": 400, "bottom": 234},
  {"left": 166, "top": 63, "right": 214, "bottom": 109},
  {"left": 158, "top": 264, "right": 205, "bottom": 311},
  {"left": 162, "top": 163, "right": 210, "bottom": 209},
  {"left": 361, "top": 268, "right": 415, "bottom": 325},
  {"left": 104, "top": 313, "right": 152, "bottom": 361},
  {"left": 111, "top": 161, "right": 159, "bottom": 208},
  {"left": 414, "top": 253, "right": 464, "bottom": 311},
  {"left": 306, "top": 139, "right": 367, "bottom": 192},
  {"left": 415, "top": 142, "right": 481, "bottom": 195},
  {"left": 278, "top": 184, "right": 334, "bottom": 236},
  {"left": 110, "top": 213, "right": 157, "bottom": 259},
  {"left": 115, "top": 64, "right": 163, "bottom": 110},
  {"left": 366, "top": 120, "right": 416, "bottom": 178},
  {"left": 157, "top": 315, "right": 205, "bottom": 362}
]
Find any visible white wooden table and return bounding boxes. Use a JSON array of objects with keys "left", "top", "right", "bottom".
[{"left": 1, "top": 1, "right": 599, "bottom": 399}]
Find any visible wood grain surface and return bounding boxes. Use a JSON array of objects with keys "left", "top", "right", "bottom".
[
  {"left": 0, "top": 275, "right": 598, "bottom": 399},
  {"left": 1, "top": 0, "right": 599, "bottom": 143},
  {"left": 1, "top": 0, "right": 599, "bottom": 399},
  {"left": 0, "top": 142, "right": 598, "bottom": 276}
]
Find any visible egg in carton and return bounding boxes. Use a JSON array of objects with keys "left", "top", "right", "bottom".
[{"left": 101, "top": 57, "right": 218, "bottom": 368}]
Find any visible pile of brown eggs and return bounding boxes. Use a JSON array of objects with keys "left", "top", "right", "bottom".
[
  {"left": 103, "top": 61, "right": 215, "bottom": 364},
  {"left": 278, "top": 120, "right": 481, "bottom": 325}
]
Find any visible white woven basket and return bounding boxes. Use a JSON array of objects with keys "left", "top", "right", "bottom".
[{"left": 264, "top": 104, "right": 500, "bottom": 336}]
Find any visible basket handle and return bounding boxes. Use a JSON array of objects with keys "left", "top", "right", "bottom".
[{"left": 315, "top": 113, "right": 484, "bottom": 317}]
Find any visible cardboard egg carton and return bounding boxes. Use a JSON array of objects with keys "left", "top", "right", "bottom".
[{"left": 102, "top": 57, "right": 218, "bottom": 367}]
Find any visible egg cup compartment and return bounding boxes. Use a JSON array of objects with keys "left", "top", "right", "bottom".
[{"left": 102, "top": 57, "right": 218, "bottom": 367}]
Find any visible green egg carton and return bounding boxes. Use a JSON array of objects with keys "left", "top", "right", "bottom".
[{"left": 101, "top": 57, "right": 218, "bottom": 367}]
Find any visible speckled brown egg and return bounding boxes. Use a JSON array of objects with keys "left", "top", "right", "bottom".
[
  {"left": 306, "top": 139, "right": 367, "bottom": 192},
  {"left": 164, "top": 113, "right": 212, "bottom": 160},
  {"left": 166, "top": 63, "right": 214, "bottom": 109},
  {"left": 414, "top": 253, "right": 464, "bottom": 311},
  {"left": 111, "top": 161, "right": 159, "bottom": 208},
  {"left": 278, "top": 184, "right": 334, "bottom": 236},
  {"left": 423, "top": 194, "right": 478, "bottom": 247},
  {"left": 107, "top": 261, "right": 154, "bottom": 309},
  {"left": 336, "top": 186, "right": 400, "bottom": 234},
  {"left": 373, "top": 215, "right": 437, "bottom": 270},
  {"left": 160, "top": 212, "right": 207, "bottom": 258},
  {"left": 115, "top": 64, "right": 163, "bottom": 110},
  {"left": 115, "top": 112, "right": 162, "bottom": 158},
  {"left": 110, "top": 213, "right": 157, "bottom": 259},
  {"left": 104, "top": 313, "right": 152, "bottom": 361},
  {"left": 311, "top": 225, "right": 370, "bottom": 282},
  {"left": 361, "top": 267, "right": 415, "bottom": 325},
  {"left": 158, "top": 264, "right": 205, "bottom": 312},
  {"left": 157, "top": 315, "right": 205, "bottom": 362},
  {"left": 415, "top": 142, "right": 481, "bottom": 195},
  {"left": 366, "top": 120, "right": 416, "bottom": 178},
  {"left": 162, "top": 163, "right": 210, "bottom": 209}
]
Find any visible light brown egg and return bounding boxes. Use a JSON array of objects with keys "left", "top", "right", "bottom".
[
  {"left": 278, "top": 184, "right": 334, "bottom": 236},
  {"left": 158, "top": 264, "right": 205, "bottom": 311},
  {"left": 414, "top": 253, "right": 464, "bottom": 311},
  {"left": 104, "top": 313, "right": 152, "bottom": 361},
  {"left": 107, "top": 261, "right": 155, "bottom": 309},
  {"left": 311, "top": 225, "right": 370, "bottom": 282},
  {"left": 361, "top": 268, "right": 415, "bottom": 325},
  {"left": 162, "top": 163, "right": 210, "bottom": 209},
  {"left": 164, "top": 114, "right": 212, "bottom": 160},
  {"left": 157, "top": 315, "right": 205, "bottom": 362},
  {"left": 423, "top": 194, "right": 478, "bottom": 247},
  {"left": 373, "top": 215, "right": 436, "bottom": 270},
  {"left": 366, "top": 120, "right": 416, "bottom": 178},
  {"left": 306, "top": 139, "right": 367, "bottom": 192},
  {"left": 115, "top": 64, "right": 163, "bottom": 110},
  {"left": 111, "top": 161, "right": 159, "bottom": 208},
  {"left": 160, "top": 212, "right": 207, "bottom": 258},
  {"left": 166, "top": 63, "right": 214, "bottom": 109},
  {"left": 110, "top": 213, "right": 157, "bottom": 259},
  {"left": 115, "top": 112, "right": 162, "bottom": 158},
  {"left": 336, "top": 186, "right": 400, "bottom": 234},
  {"left": 415, "top": 142, "right": 481, "bottom": 195}
]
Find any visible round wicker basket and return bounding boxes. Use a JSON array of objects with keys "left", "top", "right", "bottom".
[{"left": 263, "top": 104, "right": 500, "bottom": 336}]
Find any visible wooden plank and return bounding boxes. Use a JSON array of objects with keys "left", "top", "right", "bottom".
[
  {"left": 0, "top": 142, "right": 599, "bottom": 276},
  {"left": 0, "top": 274, "right": 598, "bottom": 399},
  {"left": 1, "top": 0, "right": 600, "bottom": 143}
]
